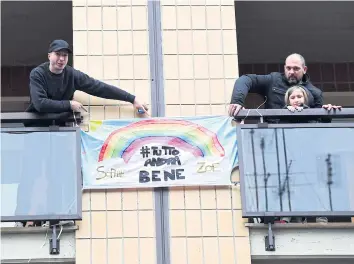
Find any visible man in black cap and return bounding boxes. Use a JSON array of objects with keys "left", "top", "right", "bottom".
[
  {"left": 27, "top": 39, "right": 148, "bottom": 115},
  {"left": 20, "top": 40, "right": 149, "bottom": 227}
]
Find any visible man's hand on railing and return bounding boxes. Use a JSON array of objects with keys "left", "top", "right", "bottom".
[
  {"left": 228, "top": 104, "right": 245, "bottom": 117},
  {"left": 322, "top": 104, "right": 342, "bottom": 111},
  {"left": 70, "top": 100, "right": 83, "bottom": 112}
]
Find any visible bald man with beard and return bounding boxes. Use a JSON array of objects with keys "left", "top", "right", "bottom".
[{"left": 228, "top": 53, "right": 339, "bottom": 118}]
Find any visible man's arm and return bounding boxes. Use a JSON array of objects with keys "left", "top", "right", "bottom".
[
  {"left": 29, "top": 70, "right": 71, "bottom": 113},
  {"left": 231, "top": 74, "right": 272, "bottom": 105},
  {"left": 74, "top": 70, "right": 135, "bottom": 103},
  {"left": 308, "top": 85, "right": 334, "bottom": 122},
  {"left": 305, "top": 83, "right": 323, "bottom": 108},
  {"left": 229, "top": 74, "right": 272, "bottom": 116},
  {"left": 312, "top": 87, "right": 324, "bottom": 108}
]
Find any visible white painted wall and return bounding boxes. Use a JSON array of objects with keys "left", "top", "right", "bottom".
[
  {"left": 253, "top": 259, "right": 354, "bottom": 264},
  {"left": 1, "top": 227, "right": 76, "bottom": 263},
  {"left": 248, "top": 224, "right": 354, "bottom": 260}
]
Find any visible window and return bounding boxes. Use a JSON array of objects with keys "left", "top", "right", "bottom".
[
  {"left": 235, "top": 1, "right": 354, "bottom": 107},
  {"left": 1, "top": 1, "right": 73, "bottom": 112}
]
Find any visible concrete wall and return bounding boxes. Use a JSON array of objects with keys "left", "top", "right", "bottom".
[
  {"left": 1, "top": 227, "right": 76, "bottom": 263},
  {"left": 253, "top": 260, "right": 354, "bottom": 264},
  {"left": 249, "top": 223, "right": 354, "bottom": 261}
]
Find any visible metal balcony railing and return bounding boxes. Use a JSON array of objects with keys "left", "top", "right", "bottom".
[
  {"left": 235, "top": 107, "right": 354, "bottom": 122},
  {"left": 1, "top": 111, "right": 83, "bottom": 126},
  {"left": 1, "top": 112, "right": 83, "bottom": 222},
  {"left": 235, "top": 108, "right": 354, "bottom": 251},
  {"left": 0, "top": 112, "right": 84, "bottom": 255}
]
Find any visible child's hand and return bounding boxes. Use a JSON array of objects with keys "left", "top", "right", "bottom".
[
  {"left": 296, "top": 106, "right": 303, "bottom": 112},
  {"left": 287, "top": 106, "right": 296, "bottom": 112}
]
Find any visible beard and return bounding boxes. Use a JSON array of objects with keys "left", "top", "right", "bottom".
[{"left": 287, "top": 76, "right": 300, "bottom": 85}]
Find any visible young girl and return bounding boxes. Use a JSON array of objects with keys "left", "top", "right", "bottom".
[
  {"left": 279, "top": 85, "right": 322, "bottom": 124},
  {"left": 284, "top": 85, "right": 309, "bottom": 112}
]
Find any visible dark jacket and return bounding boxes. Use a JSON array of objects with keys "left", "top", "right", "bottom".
[
  {"left": 230, "top": 72, "right": 323, "bottom": 109},
  {"left": 27, "top": 62, "right": 136, "bottom": 113}
]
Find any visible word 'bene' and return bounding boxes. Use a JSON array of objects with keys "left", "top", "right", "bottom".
[{"left": 139, "top": 169, "right": 185, "bottom": 183}]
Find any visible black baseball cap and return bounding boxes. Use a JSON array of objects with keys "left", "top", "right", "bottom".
[{"left": 48, "top": 39, "right": 72, "bottom": 53}]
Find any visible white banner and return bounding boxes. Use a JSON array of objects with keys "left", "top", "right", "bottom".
[{"left": 81, "top": 116, "right": 238, "bottom": 189}]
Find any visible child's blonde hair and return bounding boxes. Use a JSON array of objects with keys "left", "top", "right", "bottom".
[{"left": 284, "top": 85, "right": 309, "bottom": 106}]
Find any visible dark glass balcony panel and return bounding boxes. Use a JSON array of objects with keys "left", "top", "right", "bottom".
[
  {"left": 1, "top": 127, "right": 82, "bottom": 222},
  {"left": 237, "top": 124, "right": 354, "bottom": 217}
]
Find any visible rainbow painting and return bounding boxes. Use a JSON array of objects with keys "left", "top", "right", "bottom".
[{"left": 98, "top": 119, "right": 225, "bottom": 163}]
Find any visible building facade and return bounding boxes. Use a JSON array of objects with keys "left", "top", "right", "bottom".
[
  {"left": 72, "top": 1, "right": 248, "bottom": 263},
  {"left": 2, "top": 1, "right": 354, "bottom": 264}
]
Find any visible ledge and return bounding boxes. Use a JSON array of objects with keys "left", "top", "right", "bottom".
[
  {"left": 246, "top": 222, "right": 354, "bottom": 229},
  {"left": 0, "top": 225, "right": 78, "bottom": 234},
  {"left": 235, "top": 107, "right": 354, "bottom": 119},
  {"left": 248, "top": 223, "right": 354, "bottom": 259},
  {"left": 1, "top": 111, "right": 83, "bottom": 124},
  {"left": 1, "top": 259, "right": 75, "bottom": 264},
  {"left": 252, "top": 255, "right": 354, "bottom": 260},
  {"left": 1, "top": 226, "right": 76, "bottom": 261}
]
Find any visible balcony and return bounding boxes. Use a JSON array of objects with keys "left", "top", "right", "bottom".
[
  {"left": 1, "top": 112, "right": 83, "bottom": 263},
  {"left": 235, "top": 108, "right": 354, "bottom": 261}
]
